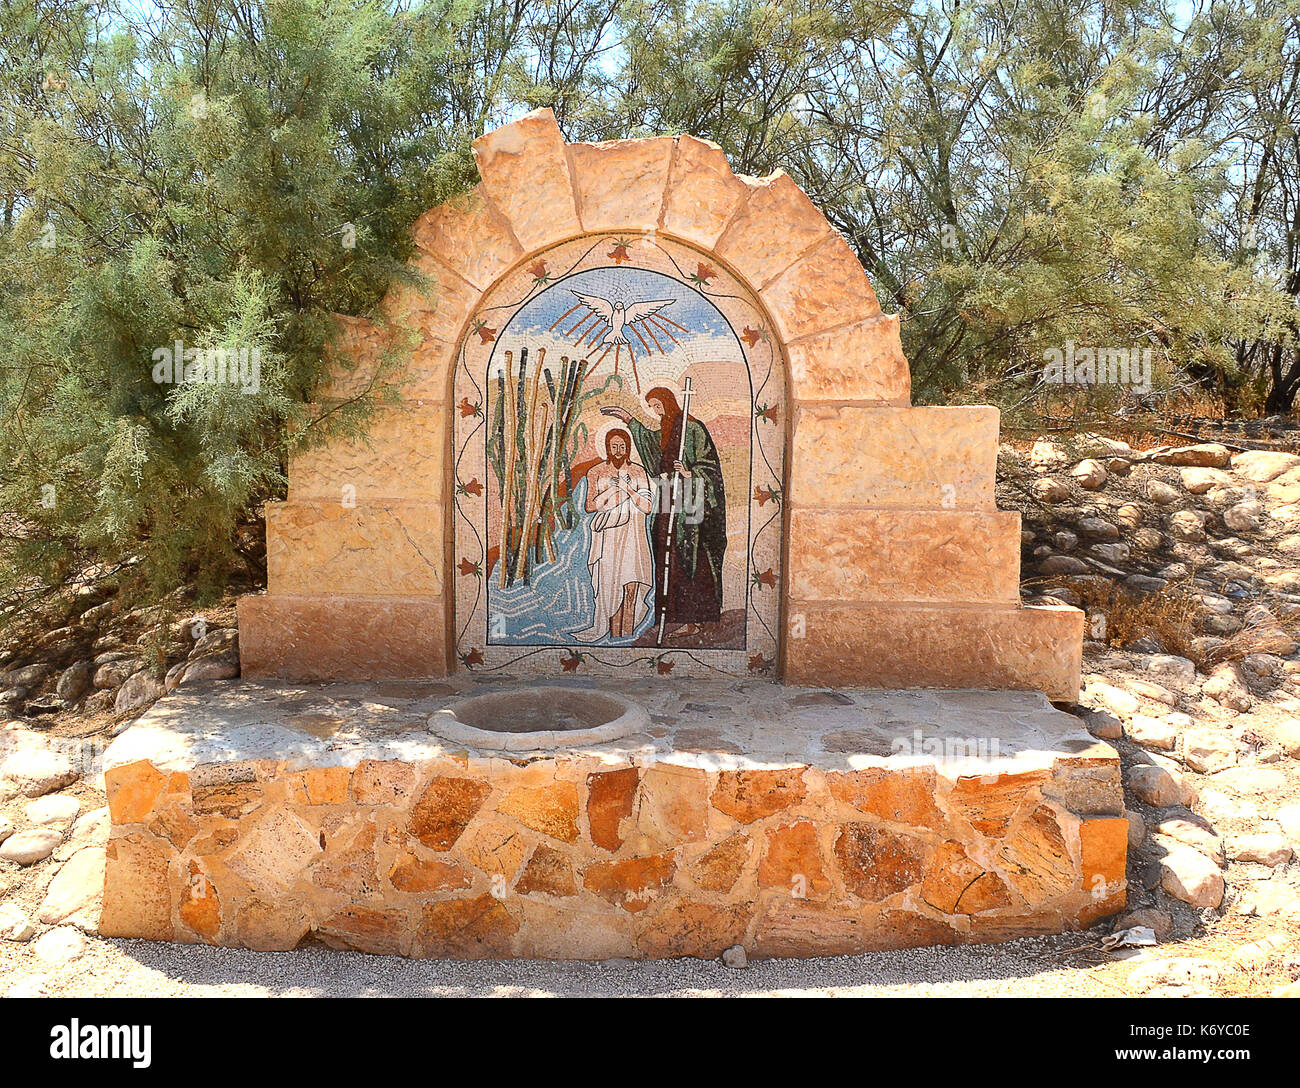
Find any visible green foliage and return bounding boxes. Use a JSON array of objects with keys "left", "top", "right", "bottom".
[{"left": 3, "top": 0, "right": 1300, "bottom": 626}]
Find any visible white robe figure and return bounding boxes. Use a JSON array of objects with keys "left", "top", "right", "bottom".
[{"left": 574, "top": 462, "right": 654, "bottom": 641}]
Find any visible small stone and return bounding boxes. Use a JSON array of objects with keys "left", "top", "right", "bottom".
[
  {"left": 0, "top": 815, "right": 11, "bottom": 843},
  {"left": 1054, "top": 530, "right": 1078, "bottom": 551},
  {"left": 0, "top": 827, "right": 62, "bottom": 864},
  {"left": 721, "top": 944, "right": 748, "bottom": 969},
  {"left": 1085, "top": 680, "right": 1141, "bottom": 717},
  {"left": 1030, "top": 440, "right": 1068, "bottom": 469},
  {"left": 114, "top": 670, "right": 164, "bottom": 713},
  {"left": 1115, "top": 908, "right": 1171, "bottom": 939},
  {"left": 1277, "top": 803, "right": 1300, "bottom": 842},
  {"left": 1202, "top": 663, "right": 1251, "bottom": 711},
  {"left": 1146, "top": 480, "right": 1181, "bottom": 505},
  {"left": 1126, "top": 810, "right": 1145, "bottom": 850},
  {"left": 0, "top": 902, "right": 36, "bottom": 941},
  {"left": 1230, "top": 450, "right": 1300, "bottom": 481},
  {"left": 1182, "top": 730, "right": 1237, "bottom": 774},
  {"left": 1147, "top": 655, "right": 1196, "bottom": 685},
  {"left": 1170, "top": 510, "right": 1208, "bottom": 543},
  {"left": 1127, "top": 679, "right": 1177, "bottom": 706},
  {"left": 1133, "top": 528, "right": 1164, "bottom": 551},
  {"left": 1126, "top": 715, "right": 1178, "bottom": 750},
  {"left": 1275, "top": 721, "right": 1300, "bottom": 758},
  {"left": 38, "top": 846, "right": 106, "bottom": 925},
  {"left": 1115, "top": 502, "right": 1143, "bottom": 529},
  {"left": 1225, "top": 833, "right": 1292, "bottom": 867},
  {"left": 1158, "top": 845, "right": 1224, "bottom": 908},
  {"left": 1224, "top": 501, "right": 1262, "bottom": 533},
  {"left": 55, "top": 661, "right": 94, "bottom": 703},
  {"left": 179, "top": 655, "right": 240, "bottom": 684},
  {"left": 1039, "top": 555, "right": 1088, "bottom": 575},
  {"left": 1154, "top": 816, "right": 1223, "bottom": 862},
  {"left": 23, "top": 793, "right": 80, "bottom": 829},
  {"left": 1031, "top": 477, "right": 1071, "bottom": 502},
  {"left": 1078, "top": 517, "right": 1120, "bottom": 540},
  {"left": 192, "top": 629, "right": 239, "bottom": 657},
  {"left": 1127, "top": 763, "right": 1193, "bottom": 808},
  {"left": 31, "top": 926, "right": 89, "bottom": 965},
  {"left": 1071, "top": 459, "right": 1108, "bottom": 489},
  {"left": 93, "top": 658, "right": 138, "bottom": 689},
  {"left": 1083, "top": 708, "right": 1123, "bottom": 739},
  {"left": 1090, "top": 542, "right": 1130, "bottom": 564},
  {"left": 1211, "top": 765, "right": 1286, "bottom": 795},
  {"left": 1152, "top": 443, "right": 1231, "bottom": 468},
  {"left": 1180, "top": 467, "right": 1232, "bottom": 493}
]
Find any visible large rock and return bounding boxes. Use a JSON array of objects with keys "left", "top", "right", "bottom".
[
  {"left": 1151, "top": 443, "right": 1231, "bottom": 468},
  {"left": 179, "top": 654, "right": 240, "bottom": 684},
  {"left": 1182, "top": 729, "right": 1237, "bottom": 774},
  {"left": 1230, "top": 450, "right": 1300, "bottom": 482},
  {"left": 1170, "top": 509, "right": 1208, "bottom": 542},
  {"left": 1180, "top": 467, "right": 1232, "bottom": 493},
  {"left": 0, "top": 827, "right": 62, "bottom": 865},
  {"left": 1127, "top": 763, "right": 1194, "bottom": 808},
  {"left": 55, "top": 805, "right": 111, "bottom": 861},
  {"left": 114, "top": 670, "right": 165, "bottom": 714},
  {"left": 93, "top": 658, "right": 138, "bottom": 689},
  {"left": 55, "top": 661, "right": 94, "bottom": 703},
  {"left": 1224, "top": 501, "right": 1262, "bottom": 533},
  {"left": 1225, "top": 834, "right": 1292, "bottom": 867},
  {"left": 24, "top": 793, "right": 80, "bottom": 828},
  {"left": 38, "top": 846, "right": 107, "bottom": 925},
  {"left": 1202, "top": 663, "right": 1251, "bottom": 711},
  {"left": 1147, "top": 655, "right": 1196, "bottom": 685},
  {"left": 1158, "top": 844, "right": 1224, "bottom": 907},
  {"left": 0, "top": 742, "right": 77, "bottom": 797},
  {"left": 1070, "top": 459, "right": 1108, "bottom": 490}
]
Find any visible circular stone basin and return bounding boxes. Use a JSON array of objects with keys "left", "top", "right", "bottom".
[{"left": 428, "top": 687, "right": 649, "bottom": 751}]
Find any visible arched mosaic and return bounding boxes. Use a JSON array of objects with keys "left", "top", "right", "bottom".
[{"left": 452, "top": 234, "right": 785, "bottom": 676}]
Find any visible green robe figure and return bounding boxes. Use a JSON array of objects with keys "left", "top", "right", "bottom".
[{"left": 604, "top": 386, "right": 726, "bottom": 634}]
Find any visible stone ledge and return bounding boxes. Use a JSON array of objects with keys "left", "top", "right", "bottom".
[
  {"left": 99, "top": 678, "right": 1123, "bottom": 959},
  {"left": 782, "top": 602, "right": 1084, "bottom": 702},
  {"left": 237, "top": 595, "right": 448, "bottom": 681},
  {"left": 788, "top": 508, "right": 1021, "bottom": 603},
  {"left": 289, "top": 405, "right": 445, "bottom": 504}
]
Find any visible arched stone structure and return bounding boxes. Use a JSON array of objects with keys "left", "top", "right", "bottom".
[{"left": 237, "top": 109, "right": 1082, "bottom": 700}]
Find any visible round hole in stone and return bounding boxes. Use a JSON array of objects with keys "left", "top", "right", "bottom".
[{"left": 428, "top": 687, "right": 649, "bottom": 750}]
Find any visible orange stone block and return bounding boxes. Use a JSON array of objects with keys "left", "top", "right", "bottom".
[
  {"left": 100, "top": 832, "right": 176, "bottom": 941},
  {"left": 660, "top": 136, "right": 748, "bottom": 249},
  {"left": 238, "top": 594, "right": 448, "bottom": 681},
  {"left": 919, "top": 841, "right": 1013, "bottom": 915},
  {"left": 570, "top": 138, "right": 674, "bottom": 233},
  {"left": 758, "top": 821, "right": 832, "bottom": 898},
  {"left": 716, "top": 171, "right": 835, "bottom": 289},
  {"left": 690, "top": 832, "right": 752, "bottom": 893},
  {"left": 947, "top": 769, "right": 1049, "bottom": 838},
  {"left": 583, "top": 853, "right": 676, "bottom": 913},
  {"left": 411, "top": 184, "right": 523, "bottom": 291},
  {"left": 786, "top": 312, "right": 909, "bottom": 403},
  {"left": 515, "top": 844, "right": 577, "bottom": 897},
  {"left": 760, "top": 231, "right": 880, "bottom": 342},
  {"left": 710, "top": 768, "right": 806, "bottom": 823},
  {"left": 497, "top": 782, "right": 580, "bottom": 843},
  {"left": 389, "top": 854, "right": 473, "bottom": 894},
  {"left": 415, "top": 894, "right": 519, "bottom": 958},
  {"left": 290, "top": 766, "right": 350, "bottom": 806},
  {"left": 1079, "top": 815, "right": 1128, "bottom": 914},
  {"left": 827, "top": 767, "right": 943, "bottom": 828},
  {"left": 833, "top": 823, "right": 928, "bottom": 902},
  {"left": 351, "top": 761, "right": 418, "bottom": 806},
  {"left": 317, "top": 906, "right": 409, "bottom": 956},
  {"left": 586, "top": 766, "right": 638, "bottom": 852},
  {"left": 409, "top": 776, "right": 491, "bottom": 850},
  {"left": 106, "top": 760, "right": 169, "bottom": 825},
  {"left": 636, "top": 900, "right": 751, "bottom": 959},
  {"left": 996, "top": 806, "right": 1078, "bottom": 905},
  {"left": 236, "top": 896, "right": 311, "bottom": 952}
]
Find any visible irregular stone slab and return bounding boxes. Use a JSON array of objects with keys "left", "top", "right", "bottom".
[
  {"left": 1225, "top": 833, "right": 1292, "bottom": 867},
  {"left": 570, "top": 137, "right": 673, "bottom": 233},
  {"left": 1230, "top": 450, "right": 1300, "bottom": 481}
]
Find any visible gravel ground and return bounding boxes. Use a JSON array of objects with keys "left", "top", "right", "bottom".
[{"left": 1, "top": 930, "right": 1139, "bottom": 998}]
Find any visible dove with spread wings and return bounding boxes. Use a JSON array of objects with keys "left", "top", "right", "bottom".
[{"left": 554, "top": 291, "right": 682, "bottom": 394}]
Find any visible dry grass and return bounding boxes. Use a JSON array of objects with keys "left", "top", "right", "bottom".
[
  {"left": 1054, "top": 575, "right": 1207, "bottom": 660},
  {"left": 1201, "top": 618, "right": 1300, "bottom": 668}
]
